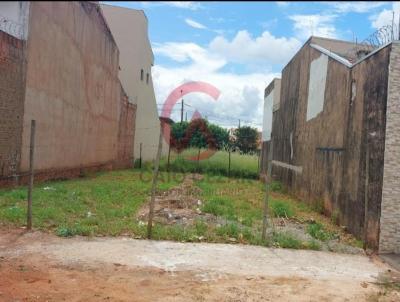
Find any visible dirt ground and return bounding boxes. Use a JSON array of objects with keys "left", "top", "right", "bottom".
[
  {"left": 136, "top": 173, "right": 216, "bottom": 226},
  {"left": 1, "top": 229, "right": 399, "bottom": 302}
]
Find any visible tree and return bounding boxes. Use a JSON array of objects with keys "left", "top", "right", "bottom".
[
  {"left": 170, "top": 119, "right": 229, "bottom": 151},
  {"left": 233, "top": 126, "right": 258, "bottom": 154}
]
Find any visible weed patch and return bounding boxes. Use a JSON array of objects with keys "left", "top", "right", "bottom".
[
  {"left": 270, "top": 200, "right": 294, "bottom": 218},
  {"left": 307, "top": 222, "right": 335, "bottom": 241}
]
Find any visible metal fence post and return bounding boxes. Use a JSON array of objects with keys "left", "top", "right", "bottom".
[{"left": 27, "top": 120, "right": 36, "bottom": 230}]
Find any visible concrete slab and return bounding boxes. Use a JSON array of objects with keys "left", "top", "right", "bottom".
[{"left": 380, "top": 254, "right": 400, "bottom": 272}]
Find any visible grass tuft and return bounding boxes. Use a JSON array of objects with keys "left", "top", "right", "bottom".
[
  {"left": 307, "top": 222, "right": 335, "bottom": 241},
  {"left": 270, "top": 200, "right": 294, "bottom": 218}
]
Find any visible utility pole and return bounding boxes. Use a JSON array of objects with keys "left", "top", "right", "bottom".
[
  {"left": 180, "top": 89, "right": 184, "bottom": 123},
  {"left": 185, "top": 111, "right": 188, "bottom": 122},
  {"left": 238, "top": 119, "right": 241, "bottom": 128}
]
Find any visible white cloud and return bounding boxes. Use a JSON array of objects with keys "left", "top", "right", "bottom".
[
  {"left": 185, "top": 18, "right": 207, "bottom": 29},
  {"left": 327, "top": 2, "right": 387, "bottom": 14},
  {"left": 371, "top": 2, "right": 400, "bottom": 29},
  {"left": 164, "top": 1, "right": 202, "bottom": 10},
  {"left": 209, "top": 30, "right": 301, "bottom": 66},
  {"left": 141, "top": 2, "right": 202, "bottom": 10},
  {"left": 289, "top": 14, "right": 338, "bottom": 39},
  {"left": 276, "top": 2, "right": 290, "bottom": 8},
  {"left": 152, "top": 40, "right": 281, "bottom": 128}
]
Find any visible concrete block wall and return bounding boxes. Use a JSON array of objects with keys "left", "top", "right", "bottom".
[{"left": 379, "top": 42, "right": 400, "bottom": 254}]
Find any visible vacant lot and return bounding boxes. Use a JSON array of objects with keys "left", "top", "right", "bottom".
[
  {"left": 1, "top": 169, "right": 362, "bottom": 252},
  {"left": 1, "top": 169, "right": 399, "bottom": 301}
]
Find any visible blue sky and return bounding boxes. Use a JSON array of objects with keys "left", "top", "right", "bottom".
[{"left": 104, "top": 1, "right": 400, "bottom": 128}]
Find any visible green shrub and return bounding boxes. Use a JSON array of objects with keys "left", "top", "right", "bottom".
[
  {"left": 331, "top": 209, "right": 340, "bottom": 225},
  {"left": 201, "top": 198, "right": 236, "bottom": 220},
  {"left": 311, "top": 201, "right": 325, "bottom": 214},
  {"left": 194, "top": 220, "right": 208, "bottom": 236},
  {"left": 270, "top": 181, "right": 284, "bottom": 193},
  {"left": 270, "top": 200, "right": 294, "bottom": 218},
  {"left": 56, "top": 226, "right": 76, "bottom": 237},
  {"left": 307, "top": 222, "right": 334, "bottom": 241},
  {"left": 304, "top": 239, "right": 322, "bottom": 251},
  {"left": 272, "top": 232, "right": 301, "bottom": 249},
  {"left": 216, "top": 223, "right": 239, "bottom": 238}
]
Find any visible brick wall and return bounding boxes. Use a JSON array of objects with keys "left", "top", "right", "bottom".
[
  {"left": 0, "top": 31, "right": 24, "bottom": 179},
  {"left": 379, "top": 42, "right": 400, "bottom": 254},
  {"left": 116, "top": 86, "right": 136, "bottom": 168}
]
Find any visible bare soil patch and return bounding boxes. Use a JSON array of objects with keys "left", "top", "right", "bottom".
[
  {"left": 1, "top": 229, "right": 398, "bottom": 301},
  {"left": 137, "top": 174, "right": 220, "bottom": 226}
]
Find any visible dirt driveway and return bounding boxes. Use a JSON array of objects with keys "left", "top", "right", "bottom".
[{"left": 0, "top": 229, "right": 398, "bottom": 301}]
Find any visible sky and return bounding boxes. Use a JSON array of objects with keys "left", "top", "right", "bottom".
[{"left": 104, "top": 1, "right": 400, "bottom": 129}]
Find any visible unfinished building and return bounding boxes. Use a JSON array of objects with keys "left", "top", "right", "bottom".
[
  {"left": 101, "top": 4, "right": 167, "bottom": 163},
  {"left": 261, "top": 36, "right": 400, "bottom": 254},
  {"left": 0, "top": 2, "right": 136, "bottom": 185}
]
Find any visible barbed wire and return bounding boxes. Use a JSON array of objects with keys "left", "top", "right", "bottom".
[{"left": 345, "top": 23, "right": 399, "bottom": 62}]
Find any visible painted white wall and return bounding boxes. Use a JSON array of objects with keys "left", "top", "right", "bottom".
[
  {"left": 272, "top": 79, "right": 281, "bottom": 112},
  {"left": 262, "top": 89, "right": 274, "bottom": 141},
  {"left": 101, "top": 4, "right": 165, "bottom": 162},
  {"left": 306, "top": 54, "right": 328, "bottom": 121},
  {"left": 0, "top": 1, "right": 30, "bottom": 40}
]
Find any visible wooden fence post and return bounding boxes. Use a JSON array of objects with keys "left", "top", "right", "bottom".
[
  {"left": 197, "top": 147, "right": 201, "bottom": 172},
  {"left": 262, "top": 140, "right": 273, "bottom": 241},
  {"left": 27, "top": 120, "right": 36, "bottom": 230},
  {"left": 363, "top": 147, "right": 369, "bottom": 250},
  {"left": 228, "top": 149, "right": 231, "bottom": 177},
  {"left": 167, "top": 140, "right": 171, "bottom": 172},
  {"left": 139, "top": 143, "right": 142, "bottom": 169},
  {"left": 147, "top": 124, "right": 163, "bottom": 239}
]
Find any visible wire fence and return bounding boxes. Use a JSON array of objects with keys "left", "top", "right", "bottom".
[
  {"left": 134, "top": 143, "right": 261, "bottom": 180},
  {"left": 345, "top": 22, "right": 400, "bottom": 61}
]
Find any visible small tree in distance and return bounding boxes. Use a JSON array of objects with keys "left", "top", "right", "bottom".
[{"left": 233, "top": 126, "right": 259, "bottom": 154}]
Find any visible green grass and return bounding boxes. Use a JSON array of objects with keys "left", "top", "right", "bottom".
[
  {"left": 306, "top": 222, "right": 336, "bottom": 241},
  {"left": 270, "top": 181, "right": 285, "bottom": 193},
  {"left": 272, "top": 232, "right": 321, "bottom": 250},
  {"left": 0, "top": 169, "right": 180, "bottom": 236},
  {"left": 0, "top": 168, "right": 356, "bottom": 252},
  {"left": 159, "top": 148, "right": 260, "bottom": 179},
  {"left": 198, "top": 176, "right": 263, "bottom": 227},
  {"left": 270, "top": 200, "right": 294, "bottom": 218}
]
